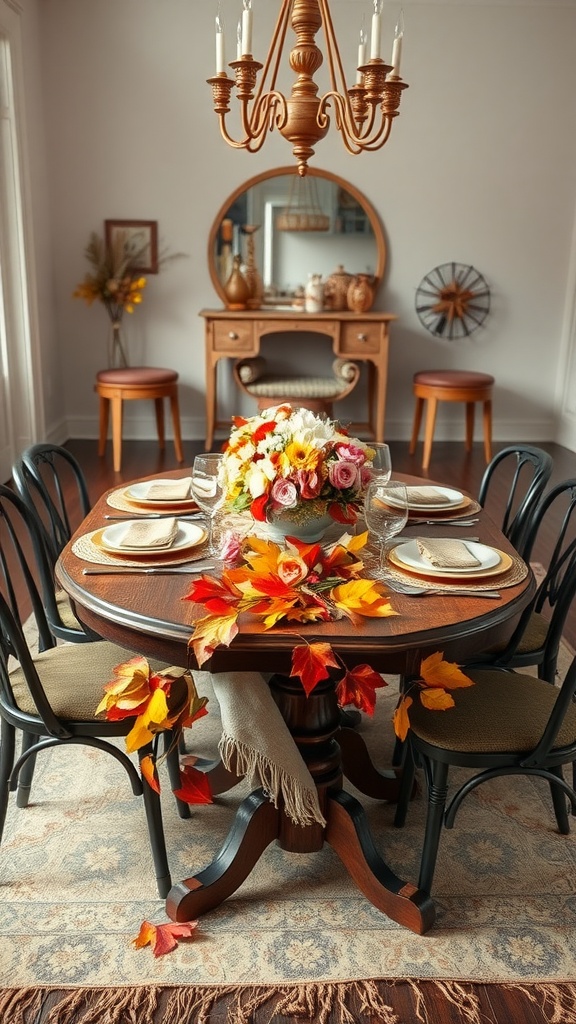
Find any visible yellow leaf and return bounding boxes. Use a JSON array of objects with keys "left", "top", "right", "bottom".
[
  {"left": 188, "top": 611, "right": 239, "bottom": 667},
  {"left": 331, "top": 578, "right": 397, "bottom": 618},
  {"left": 420, "top": 687, "right": 456, "bottom": 711},
  {"left": 125, "top": 714, "right": 155, "bottom": 754},
  {"left": 420, "top": 652, "right": 474, "bottom": 690}
]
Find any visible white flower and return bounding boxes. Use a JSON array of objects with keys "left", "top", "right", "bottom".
[{"left": 245, "top": 463, "right": 270, "bottom": 498}]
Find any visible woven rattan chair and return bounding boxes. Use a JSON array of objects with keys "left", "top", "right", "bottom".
[
  {"left": 233, "top": 355, "right": 361, "bottom": 418},
  {"left": 12, "top": 444, "right": 97, "bottom": 643},
  {"left": 0, "top": 483, "right": 190, "bottom": 897},
  {"left": 393, "top": 654, "right": 576, "bottom": 895}
]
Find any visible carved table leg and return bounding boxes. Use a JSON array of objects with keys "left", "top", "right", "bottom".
[
  {"left": 338, "top": 726, "right": 401, "bottom": 800},
  {"left": 167, "top": 673, "right": 435, "bottom": 935}
]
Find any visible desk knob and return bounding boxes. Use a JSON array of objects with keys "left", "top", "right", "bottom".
[
  {"left": 228, "top": 331, "right": 239, "bottom": 340},
  {"left": 357, "top": 332, "right": 368, "bottom": 342}
]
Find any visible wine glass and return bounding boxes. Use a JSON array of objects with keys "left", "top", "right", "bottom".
[
  {"left": 191, "top": 453, "right": 224, "bottom": 554},
  {"left": 364, "top": 479, "right": 408, "bottom": 577},
  {"left": 368, "top": 443, "right": 392, "bottom": 483}
]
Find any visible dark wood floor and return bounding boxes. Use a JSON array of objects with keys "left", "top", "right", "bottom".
[{"left": 63, "top": 434, "right": 576, "bottom": 649}]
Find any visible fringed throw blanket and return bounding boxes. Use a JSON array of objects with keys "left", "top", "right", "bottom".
[{"left": 197, "top": 670, "right": 326, "bottom": 828}]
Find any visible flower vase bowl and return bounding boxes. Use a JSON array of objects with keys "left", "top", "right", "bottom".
[{"left": 263, "top": 509, "right": 335, "bottom": 544}]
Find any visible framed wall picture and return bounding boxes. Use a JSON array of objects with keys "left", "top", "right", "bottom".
[{"left": 105, "top": 219, "right": 159, "bottom": 274}]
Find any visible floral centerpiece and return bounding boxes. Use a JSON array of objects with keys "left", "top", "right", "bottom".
[
  {"left": 219, "top": 403, "right": 376, "bottom": 541},
  {"left": 74, "top": 230, "right": 147, "bottom": 367}
]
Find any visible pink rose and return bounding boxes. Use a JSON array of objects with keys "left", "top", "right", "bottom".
[
  {"left": 296, "top": 469, "right": 322, "bottom": 499},
  {"left": 219, "top": 530, "right": 243, "bottom": 565},
  {"left": 360, "top": 465, "right": 373, "bottom": 487},
  {"left": 335, "top": 443, "right": 366, "bottom": 465},
  {"left": 329, "top": 460, "right": 360, "bottom": 491},
  {"left": 271, "top": 477, "right": 298, "bottom": 509}
]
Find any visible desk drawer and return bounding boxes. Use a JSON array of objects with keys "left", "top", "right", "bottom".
[
  {"left": 339, "top": 322, "right": 382, "bottom": 354},
  {"left": 212, "top": 321, "right": 255, "bottom": 353}
]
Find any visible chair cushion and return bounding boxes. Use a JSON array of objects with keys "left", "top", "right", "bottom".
[
  {"left": 9, "top": 642, "right": 176, "bottom": 722},
  {"left": 96, "top": 367, "right": 178, "bottom": 386},
  {"left": 513, "top": 611, "right": 549, "bottom": 655},
  {"left": 408, "top": 669, "right": 576, "bottom": 753},
  {"left": 247, "top": 376, "right": 354, "bottom": 399},
  {"left": 56, "top": 591, "right": 86, "bottom": 631},
  {"left": 413, "top": 370, "right": 494, "bottom": 389}
]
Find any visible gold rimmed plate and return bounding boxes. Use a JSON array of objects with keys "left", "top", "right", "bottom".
[
  {"left": 93, "top": 521, "right": 207, "bottom": 559},
  {"left": 123, "top": 480, "right": 199, "bottom": 511},
  {"left": 388, "top": 541, "right": 512, "bottom": 581}
]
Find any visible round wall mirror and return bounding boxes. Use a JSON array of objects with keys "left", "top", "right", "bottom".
[{"left": 208, "top": 166, "right": 386, "bottom": 310}]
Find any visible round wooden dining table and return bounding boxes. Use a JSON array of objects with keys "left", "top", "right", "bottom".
[{"left": 56, "top": 471, "right": 535, "bottom": 936}]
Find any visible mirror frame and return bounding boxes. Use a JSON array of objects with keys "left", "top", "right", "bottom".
[{"left": 207, "top": 165, "right": 386, "bottom": 307}]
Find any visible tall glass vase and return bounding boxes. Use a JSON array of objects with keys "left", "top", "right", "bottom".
[{"left": 108, "top": 321, "right": 128, "bottom": 368}]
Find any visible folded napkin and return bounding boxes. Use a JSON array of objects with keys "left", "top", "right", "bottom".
[
  {"left": 195, "top": 670, "right": 325, "bottom": 828},
  {"left": 145, "top": 477, "right": 193, "bottom": 501},
  {"left": 406, "top": 486, "right": 452, "bottom": 506},
  {"left": 117, "top": 517, "right": 179, "bottom": 550},
  {"left": 416, "top": 538, "right": 481, "bottom": 568}
]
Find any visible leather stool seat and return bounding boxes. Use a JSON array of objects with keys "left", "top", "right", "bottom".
[
  {"left": 95, "top": 366, "right": 184, "bottom": 473},
  {"left": 409, "top": 370, "right": 494, "bottom": 470}
]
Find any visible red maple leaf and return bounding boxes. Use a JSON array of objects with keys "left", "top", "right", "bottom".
[
  {"left": 290, "top": 642, "right": 341, "bottom": 696},
  {"left": 173, "top": 764, "right": 213, "bottom": 804},
  {"left": 336, "top": 664, "right": 387, "bottom": 715},
  {"left": 133, "top": 920, "right": 198, "bottom": 957}
]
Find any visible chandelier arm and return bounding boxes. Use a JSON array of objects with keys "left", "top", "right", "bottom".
[
  {"left": 252, "top": 0, "right": 292, "bottom": 107},
  {"left": 318, "top": 0, "right": 354, "bottom": 96},
  {"left": 245, "top": 91, "right": 289, "bottom": 139},
  {"left": 319, "top": 92, "right": 392, "bottom": 153}
]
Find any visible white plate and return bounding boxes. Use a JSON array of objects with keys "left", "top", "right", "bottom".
[
  {"left": 391, "top": 539, "right": 501, "bottom": 575},
  {"left": 100, "top": 520, "right": 206, "bottom": 554},
  {"left": 386, "top": 486, "right": 464, "bottom": 511},
  {"left": 124, "top": 480, "right": 195, "bottom": 507}
]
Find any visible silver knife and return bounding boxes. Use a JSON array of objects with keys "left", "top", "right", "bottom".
[
  {"left": 406, "top": 518, "right": 479, "bottom": 527},
  {"left": 82, "top": 564, "right": 215, "bottom": 575}
]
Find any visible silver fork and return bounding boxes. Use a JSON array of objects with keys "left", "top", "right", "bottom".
[{"left": 384, "top": 580, "right": 500, "bottom": 598}]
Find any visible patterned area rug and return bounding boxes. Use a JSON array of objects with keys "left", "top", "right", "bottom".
[{"left": 1, "top": 639, "right": 576, "bottom": 1022}]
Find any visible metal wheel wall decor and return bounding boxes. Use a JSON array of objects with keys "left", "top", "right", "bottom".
[{"left": 415, "top": 262, "right": 491, "bottom": 339}]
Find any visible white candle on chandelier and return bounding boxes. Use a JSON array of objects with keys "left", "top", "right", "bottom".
[
  {"left": 236, "top": 19, "right": 242, "bottom": 60},
  {"left": 241, "top": 0, "right": 253, "bottom": 56},
  {"left": 356, "top": 26, "right": 367, "bottom": 85},
  {"left": 391, "top": 10, "right": 404, "bottom": 76},
  {"left": 215, "top": 11, "right": 225, "bottom": 74},
  {"left": 370, "top": 0, "right": 383, "bottom": 60}
]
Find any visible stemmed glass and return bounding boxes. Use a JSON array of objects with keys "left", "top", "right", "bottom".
[
  {"left": 190, "top": 453, "right": 224, "bottom": 554},
  {"left": 368, "top": 443, "right": 392, "bottom": 483},
  {"left": 364, "top": 479, "right": 408, "bottom": 577}
]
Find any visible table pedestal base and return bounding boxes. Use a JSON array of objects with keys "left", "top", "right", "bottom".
[{"left": 167, "top": 673, "right": 435, "bottom": 935}]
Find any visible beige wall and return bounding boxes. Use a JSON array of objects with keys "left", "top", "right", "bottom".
[{"left": 22, "top": 0, "right": 576, "bottom": 445}]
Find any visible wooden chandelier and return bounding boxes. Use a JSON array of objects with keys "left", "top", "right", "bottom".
[{"left": 207, "top": 0, "right": 409, "bottom": 177}]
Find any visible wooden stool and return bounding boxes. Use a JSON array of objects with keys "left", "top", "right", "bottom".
[
  {"left": 409, "top": 370, "right": 494, "bottom": 470},
  {"left": 95, "top": 367, "right": 184, "bottom": 473}
]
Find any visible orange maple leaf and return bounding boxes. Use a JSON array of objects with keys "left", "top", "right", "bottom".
[
  {"left": 336, "top": 664, "right": 387, "bottom": 715},
  {"left": 140, "top": 754, "right": 160, "bottom": 794},
  {"left": 133, "top": 919, "right": 198, "bottom": 957},
  {"left": 420, "top": 687, "right": 456, "bottom": 711},
  {"left": 290, "top": 642, "right": 340, "bottom": 696},
  {"left": 393, "top": 695, "right": 413, "bottom": 742},
  {"left": 419, "top": 651, "right": 474, "bottom": 690},
  {"left": 173, "top": 764, "right": 213, "bottom": 804}
]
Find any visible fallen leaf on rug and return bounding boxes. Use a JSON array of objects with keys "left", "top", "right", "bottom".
[
  {"left": 133, "top": 920, "right": 198, "bottom": 957},
  {"left": 173, "top": 764, "right": 213, "bottom": 804}
]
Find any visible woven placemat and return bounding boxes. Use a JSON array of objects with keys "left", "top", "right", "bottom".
[
  {"left": 71, "top": 529, "right": 210, "bottom": 567},
  {"left": 363, "top": 545, "right": 529, "bottom": 592}
]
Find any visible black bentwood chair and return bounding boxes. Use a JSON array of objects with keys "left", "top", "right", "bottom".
[
  {"left": 477, "top": 445, "right": 553, "bottom": 557},
  {"left": 12, "top": 443, "right": 96, "bottom": 642},
  {"left": 0, "top": 483, "right": 190, "bottom": 898},
  {"left": 393, "top": 652, "right": 576, "bottom": 895}
]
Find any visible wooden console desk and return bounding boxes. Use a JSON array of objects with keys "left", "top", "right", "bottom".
[{"left": 200, "top": 308, "right": 397, "bottom": 450}]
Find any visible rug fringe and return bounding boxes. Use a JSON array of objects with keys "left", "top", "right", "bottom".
[{"left": 2, "top": 981, "right": 576, "bottom": 1024}]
